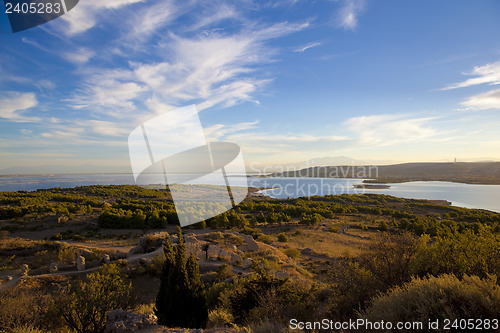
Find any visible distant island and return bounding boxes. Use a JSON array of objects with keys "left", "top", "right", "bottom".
[
  {"left": 354, "top": 184, "right": 391, "bottom": 189},
  {"left": 271, "top": 162, "right": 500, "bottom": 185}
]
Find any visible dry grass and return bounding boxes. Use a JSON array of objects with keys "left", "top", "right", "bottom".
[
  {"left": 67, "top": 238, "right": 137, "bottom": 253},
  {"left": 285, "top": 227, "right": 374, "bottom": 257}
]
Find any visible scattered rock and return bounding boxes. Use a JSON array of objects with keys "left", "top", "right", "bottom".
[
  {"left": 184, "top": 235, "right": 197, "bottom": 243},
  {"left": 6, "top": 276, "right": 12, "bottom": 281},
  {"left": 274, "top": 270, "right": 290, "bottom": 279},
  {"left": 242, "top": 258, "right": 253, "bottom": 269},
  {"left": 20, "top": 264, "right": 29, "bottom": 276},
  {"left": 301, "top": 248, "right": 318, "bottom": 256},
  {"left": 128, "top": 245, "right": 145, "bottom": 257},
  {"left": 218, "top": 249, "right": 232, "bottom": 261},
  {"left": 52, "top": 241, "right": 68, "bottom": 250},
  {"left": 230, "top": 253, "right": 242, "bottom": 265},
  {"left": 76, "top": 256, "right": 85, "bottom": 271},
  {"left": 185, "top": 242, "right": 205, "bottom": 260},
  {"left": 106, "top": 309, "right": 157, "bottom": 333},
  {"left": 101, "top": 254, "right": 111, "bottom": 264},
  {"left": 57, "top": 216, "right": 69, "bottom": 224},
  {"left": 139, "top": 235, "right": 164, "bottom": 252},
  {"left": 207, "top": 245, "right": 222, "bottom": 261},
  {"left": 78, "top": 248, "right": 93, "bottom": 257},
  {"left": 140, "top": 258, "right": 153, "bottom": 266},
  {"left": 49, "top": 262, "right": 58, "bottom": 273},
  {"left": 241, "top": 235, "right": 259, "bottom": 252},
  {"left": 170, "top": 235, "right": 179, "bottom": 243}
]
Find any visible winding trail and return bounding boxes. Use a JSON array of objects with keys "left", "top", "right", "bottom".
[{"left": 0, "top": 247, "right": 165, "bottom": 292}]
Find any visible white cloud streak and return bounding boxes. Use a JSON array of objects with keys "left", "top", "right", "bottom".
[
  {"left": 443, "top": 60, "right": 500, "bottom": 110},
  {"left": 443, "top": 61, "right": 500, "bottom": 90},
  {"left": 58, "top": 0, "right": 144, "bottom": 36},
  {"left": 70, "top": 20, "right": 308, "bottom": 114},
  {"left": 0, "top": 92, "right": 40, "bottom": 122},
  {"left": 62, "top": 47, "right": 95, "bottom": 64},
  {"left": 336, "top": 0, "right": 366, "bottom": 30},
  {"left": 462, "top": 88, "right": 500, "bottom": 110},
  {"left": 294, "top": 42, "right": 321, "bottom": 52},
  {"left": 345, "top": 114, "right": 439, "bottom": 146}
]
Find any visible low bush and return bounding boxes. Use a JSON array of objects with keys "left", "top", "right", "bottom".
[
  {"left": 284, "top": 248, "right": 300, "bottom": 259},
  {"left": 363, "top": 274, "right": 500, "bottom": 332},
  {"left": 207, "top": 308, "right": 234, "bottom": 328},
  {"left": 277, "top": 233, "right": 288, "bottom": 242},
  {"left": 256, "top": 234, "right": 273, "bottom": 244}
]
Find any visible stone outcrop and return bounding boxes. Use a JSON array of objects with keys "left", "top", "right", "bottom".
[
  {"left": 78, "top": 248, "right": 93, "bottom": 257},
  {"left": 218, "top": 249, "right": 232, "bottom": 262},
  {"left": 127, "top": 245, "right": 145, "bottom": 257},
  {"left": 106, "top": 309, "right": 157, "bottom": 333},
  {"left": 274, "top": 270, "right": 290, "bottom": 279},
  {"left": 101, "top": 254, "right": 111, "bottom": 264},
  {"left": 49, "top": 262, "right": 58, "bottom": 273},
  {"left": 301, "top": 248, "right": 318, "bottom": 256},
  {"left": 230, "top": 253, "right": 242, "bottom": 265},
  {"left": 76, "top": 256, "right": 85, "bottom": 271},
  {"left": 240, "top": 235, "right": 259, "bottom": 252},
  {"left": 139, "top": 235, "right": 164, "bottom": 253},
  {"left": 139, "top": 258, "right": 153, "bottom": 266},
  {"left": 20, "top": 264, "right": 29, "bottom": 276},
  {"left": 184, "top": 235, "right": 197, "bottom": 243},
  {"left": 207, "top": 245, "right": 222, "bottom": 261},
  {"left": 242, "top": 258, "right": 253, "bottom": 269},
  {"left": 185, "top": 241, "right": 205, "bottom": 260}
]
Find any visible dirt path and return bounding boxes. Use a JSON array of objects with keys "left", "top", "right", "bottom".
[
  {"left": 338, "top": 224, "right": 371, "bottom": 240},
  {"left": 0, "top": 247, "right": 165, "bottom": 292}
]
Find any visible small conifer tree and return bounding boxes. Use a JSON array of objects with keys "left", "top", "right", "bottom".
[{"left": 155, "top": 227, "right": 208, "bottom": 328}]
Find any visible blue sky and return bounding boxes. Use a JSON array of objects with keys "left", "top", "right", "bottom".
[{"left": 1, "top": 0, "right": 500, "bottom": 172}]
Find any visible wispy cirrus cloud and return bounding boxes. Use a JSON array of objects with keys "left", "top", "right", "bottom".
[
  {"left": 223, "top": 131, "right": 349, "bottom": 157},
  {"left": 204, "top": 121, "right": 260, "bottom": 140},
  {"left": 442, "top": 60, "right": 500, "bottom": 110},
  {"left": 294, "top": 42, "right": 321, "bottom": 52},
  {"left": 127, "top": 0, "right": 179, "bottom": 41},
  {"left": 187, "top": 3, "right": 239, "bottom": 32},
  {"left": 69, "top": 69, "right": 147, "bottom": 113},
  {"left": 0, "top": 92, "right": 40, "bottom": 123},
  {"left": 57, "top": 0, "right": 144, "bottom": 36},
  {"left": 462, "top": 88, "right": 500, "bottom": 110},
  {"left": 442, "top": 61, "right": 500, "bottom": 90},
  {"left": 344, "top": 114, "right": 440, "bottom": 146},
  {"left": 62, "top": 47, "right": 95, "bottom": 64},
  {"left": 336, "top": 0, "right": 366, "bottom": 30},
  {"left": 70, "top": 20, "right": 308, "bottom": 115}
]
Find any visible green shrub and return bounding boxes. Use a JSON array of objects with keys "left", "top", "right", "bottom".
[
  {"left": 217, "top": 264, "right": 233, "bottom": 281},
  {"left": 378, "top": 221, "right": 389, "bottom": 231},
  {"left": 300, "top": 213, "right": 323, "bottom": 226},
  {"left": 58, "top": 247, "right": 77, "bottom": 264},
  {"left": 0, "top": 285, "right": 61, "bottom": 332},
  {"left": 363, "top": 274, "right": 500, "bottom": 332},
  {"left": 277, "top": 233, "right": 288, "bottom": 243},
  {"left": 59, "top": 264, "right": 132, "bottom": 333},
  {"left": 10, "top": 325, "right": 45, "bottom": 333},
  {"left": 284, "top": 248, "right": 300, "bottom": 259},
  {"left": 207, "top": 308, "right": 234, "bottom": 328},
  {"left": 256, "top": 234, "right": 273, "bottom": 244}
]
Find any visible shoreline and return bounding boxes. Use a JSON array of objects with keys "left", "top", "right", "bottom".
[{"left": 247, "top": 174, "right": 500, "bottom": 186}]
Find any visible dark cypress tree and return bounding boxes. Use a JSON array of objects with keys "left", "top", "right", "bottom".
[
  {"left": 186, "top": 253, "right": 208, "bottom": 328},
  {"left": 155, "top": 228, "right": 207, "bottom": 329},
  {"left": 154, "top": 233, "right": 175, "bottom": 324}
]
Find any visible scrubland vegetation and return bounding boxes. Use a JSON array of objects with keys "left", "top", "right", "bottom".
[{"left": 0, "top": 185, "right": 499, "bottom": 332}]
